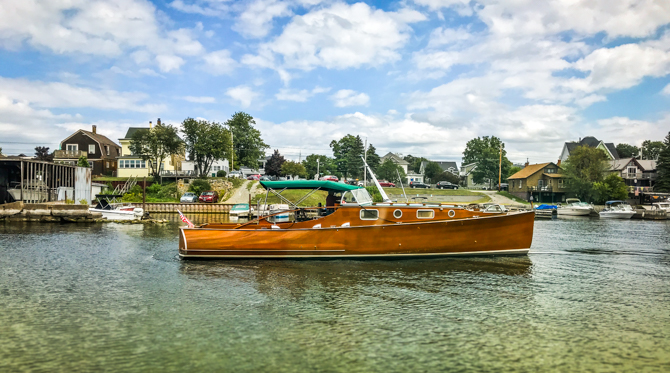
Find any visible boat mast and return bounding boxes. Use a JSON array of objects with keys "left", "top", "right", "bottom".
[{"left": 361, "top": 156, "right": 391, "bottom": 203}]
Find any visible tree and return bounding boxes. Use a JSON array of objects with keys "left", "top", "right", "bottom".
[
  {"left": 225, "top": 112, "right": 269, "bottom": 169},
  {"left": 432, "top": 171, "right": 461, "bottom": 184},
  {"left": 77, "top": 155, "right": 89, "bottom": 167},
  {"left": 181, "top": 118, "right": 231, "bottom": 177},
  {"left": 281, "top": 161, "right": 307, "bottom": 178},
  {"left": 641, "top": 140, "right": 664, "bottom": 160},
  {"left": 654, "top": 132, "right": 670, "bottom": 192},
  {"left": 265, "top": 149, "right": 285, "bottom": 176},
  {"left": 302, "top": 154, "right": 338, "bottom": 179},
  {"left": 506, "top": 166, "right": 522, "bottom": 179},
  {"left": 188, "top": 179, "right": 211, "bottom": 196},
  {"left": 404, "top": 155, "right": 427, "bottom": 173},
  {"left": 615, "top": 143, "right": 639, "bottom": 158},
  {"left": 593, "top": 174, "right": 629, "bottom": 203},
  {"left": 0, "top": 147, "right": 3, "bottom": 156},
  {"left": 562, "top": 145, "right": 609, "bottom": 202},
  {"left": 462, "top": 136, "right": 512, "bottom": 187},
  {"left": 330, "top": 134, "right": 365, "bottom": 179},
  {"left": 34, "top": 146, "right": 53, "bottom": 161},
  {"left": 424, "top": 162, "right": 443, "bottom": 182},
  {"left": 376, "top": 158, "right": 406, "bottom": 183},
  {"left": 129, "top": 123, "right": 184, "bottom": 178},
  {"left": 366, "top": 144, "right": 381, "bottom": 172}
]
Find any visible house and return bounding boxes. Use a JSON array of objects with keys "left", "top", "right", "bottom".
[
  {"left": 507, "top": 162, "right": 568, "bottom": 202},
  {"left": 53, "top": 125, "right": 121, "bottom": 176},
  {"left": 182, "top": 159, "right": 230, "bottom": 177},
  {"left": 380, "top": 152, "right": 423, "bottom": 184},
  {"left": 559, "top": 136, "right": 619, "bottom": 163},
  {"left": 460, "top": 163, "right": 489, "bottom": 189},
  {"left": 608, "top": 158, "right": 657, "bottom": 190},
  {"left": 117, "top": 120, "right": 184, "bottom": 178},
  {"left": 419, "top": 160, "right": 459, "bottom": 182}
]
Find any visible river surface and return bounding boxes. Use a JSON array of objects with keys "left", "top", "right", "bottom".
[{"left": 1, "top": 217, "right": 669, "bottom": 372}]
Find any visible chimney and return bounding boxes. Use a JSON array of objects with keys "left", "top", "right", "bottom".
[
  {"left": 149, "top": 121, "right": 152, "bottom": 129},
  {"left": 157, "top": 118, "right": 161, "bottom": 126},
  {"left": 92, "top": 125, "right": 97, "bottom": 134},
  {"left": 525, "top": 158, "right": 529, "bottom": 167}
]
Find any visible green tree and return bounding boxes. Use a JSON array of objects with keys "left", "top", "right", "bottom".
[
  {"left": 654, "top": 132, "right": 670, "bottom": 192},
  {"left": 0, "top": 147, "right": 3, "bottom": 156},
  {"left": 423, "top": 162, "right": 443, "bottom": 182},
  {"left": 265, "top": 149, "right": 285, "bottom": 176},
  {"left": 330, "top": 134, "right": 365, "bottom": 179},
  {"left": 462, "top": 136, "right": 512, "bottom": 188},
  {"left": 181, "top": 118, "right": 231, "bottom": 177},
  {"left": 404, "top": 155, "right": 427, "bottom": 173},
  {"left": 506, "top": 166, "right": 522, "bottom": 179},
  {"left": 35, "top": 146, "right": 53, "bottom": 161},
  {"left": 77, "top": 155, "right": 89, "bottom": 167},
  {"left": 302, "top": 154, "right": 338, "bottom": 179},
  {"left": 562, "top": 145, "right": 609, "bottom": 202},
  {"left": 225, "top": 112, "right": 269, "bottom": 169},
  {"left": 129, "top": 123, "right": 184, "bottom": 178},
  {"left": 188, "top": 179, "right": 211, "bottom": 196},
  {"left": 615, "top": 143, "right": 639, "bottom": 158},
  {"left": 433, "top": 171, "right": 461, "bottom": 184},
  {"left": 366, "top": 144, "right": 381, "bottom": 171},
  {"left": 281, "top": 161, "right": 307, "bottom": 178},
  {"left": 376, "top": 158, "right": 406, "bottom": 183},
  {"left": 641, "top": 140, "right": 664, "bottom": 160},
  {"left": 593, "top": 174, "right": 629, "bottom": 203}
]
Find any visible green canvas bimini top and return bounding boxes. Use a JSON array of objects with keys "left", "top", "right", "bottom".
[{"left": 260, "top": 180, "right": 362, "bottom": 192}]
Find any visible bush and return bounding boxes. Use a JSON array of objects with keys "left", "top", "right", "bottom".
[
  {"left": 217, "top": 170, "right": 227, "bottom": 177},
  {"left": 189, "top": 179, "right": 212, "bottom": 196}
]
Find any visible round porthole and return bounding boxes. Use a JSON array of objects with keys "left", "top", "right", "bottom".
[
  {"left": 448, "top": 209, "right": 456, "bottom": 218},
  {"left": 393, "top": 209, "right": 403, "bottom": 218}
]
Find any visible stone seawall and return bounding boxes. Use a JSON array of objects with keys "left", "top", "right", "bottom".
[{"left": 0, "top": 202, "right": 102, "bottom": 222}]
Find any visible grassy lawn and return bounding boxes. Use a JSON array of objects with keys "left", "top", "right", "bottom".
[
  {"left": 246, "top": 181, "right": 257, "bottom": 191},
  {"left": 93, "top": 176, "right": 155, "bottom": 182},
  {"left": 497, "top": 191, "right": 530, "bottom": 204},
  {"left": 384, "top": 187, "right": 483, "bottom": 196},
  {"left": 253, "top": 189, "right": 328, "bottom": 207}
]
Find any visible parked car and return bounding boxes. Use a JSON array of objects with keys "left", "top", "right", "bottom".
[
  {"left": 410, "top": 181, "right": 430, "bottom": 189},
  {"left": 378, "top": 180, "right": 396, "bottom": 187},
  {"left": 260, "top": 176, "right": 271, "bottom": 181},
  {"left": 180, "top": 192, "right": 198, "bottom": 203},
  {"left": 436, "top": 181, "right": 459, "bottom": 189},
  {"left": 320, "top": 175, "right": 339, "bottom": 182},
  {"left": 199, "top": 191, "right": 219, "bottom": 203},
  {"left": 247, "top": 174, "right": 261, "bottom": 180},
  {"left": 278, "top": 177, "right": 288, "bottom": 181},
  {"left": 229, "top": 171, "right": 243, "bottom": 179}
]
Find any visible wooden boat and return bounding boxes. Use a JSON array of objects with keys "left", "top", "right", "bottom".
[{"left": 179, "top": 180, "right": 535, "bottom": 259}]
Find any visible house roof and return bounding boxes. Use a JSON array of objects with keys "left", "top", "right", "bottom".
[
  {"left": 508, "top": 162, "right": 553, "bottom": 179},
  {"left": 610, "top": 158, "right": 656, "bottom": 171},
  {"left": 637, "top": 160, "right": 656, "bottom": 171},
  {"left": 80, "top": 130, "right": 120, "bottom": 149},
  {"left": 543, "top": 173, "right": 564, "bottom": 178},
  {"left": 381, "top": 152, "right": 409, "bottom": 165},
  {"left": 563, "top": 136, "right": 619, "bottom": 160},
  {"left": 420, "top": 160, "right": 459, "bottom": 173},
  {"left": 122, "top": 127, "right": 149, "bottom": 139},
  {"left": 604, "top": 143, "right": 619, "bottom": 159}
]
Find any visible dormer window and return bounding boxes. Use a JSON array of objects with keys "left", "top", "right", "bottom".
[
  {"left": 546, "top": 168, "right": 556, "bottom": 173},
  {"left": 105, "top": 145, "right": 109, "bottom": 156}
]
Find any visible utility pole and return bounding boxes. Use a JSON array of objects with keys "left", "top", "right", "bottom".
[
  {"left": 364, "top": 138, "right": 367, "bottom": 186},
  {"left": 498, "top": 145, "right": 502, "bottom": 192},
  {"left": 316, "top": 159, "right": 320, "bottom": 180},
  {"left": 230, "top": 131, "right": 234, "bottom": 172}
]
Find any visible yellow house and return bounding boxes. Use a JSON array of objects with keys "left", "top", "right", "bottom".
[
  {"left": 507, "top": 162, "right": 567, "bottom": 203},
  {"left": 116, "top": 122, "right": 183, "bottom": 178}
]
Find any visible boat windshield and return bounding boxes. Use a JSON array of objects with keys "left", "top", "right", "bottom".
[{"left": 342, "top": 188, "right": 373, "bottom": 206}]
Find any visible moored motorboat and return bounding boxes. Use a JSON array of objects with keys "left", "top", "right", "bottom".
[
  {"left": 229, "top": 203, "right": 251, "bottom": 217},
  {"left": 89, "top": 196, "right": 143, "bottom": 221},
  {"left": 179, "top": 180, "right": 535, "bottom": 259},
  {"left": 599, "top": 200, "right": 635, "bottom": 219},
  {"left": 557, "top": 198, "right": 593, "bottom": 217}
]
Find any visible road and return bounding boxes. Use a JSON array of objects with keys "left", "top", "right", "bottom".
[
  {"left": 225, "top": 180, "right": 263, "bottom": 204},
  {"left": 480, "top": 190, "right": 523, "bottom": 205}
]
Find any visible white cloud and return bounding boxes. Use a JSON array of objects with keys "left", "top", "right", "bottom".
[
  {"left": 596, "top": 116, "right": 670, "bottom": 147},
  {"left": 0, "top": 0, "right": 205, "bottom": 72},
  {"left": 233, "top": 0, "right": 293, "bottom": 38},
  {"left": 662, "top": 83, "right": 670, "bottom": 95},
  {"left": 275, "top": 86, "right": 330, "bottom": 102},
  {"left": 202, "top": 49, "right": 237, "bottom": 75},
  {"left": 226, "top": 85, "right": 260, "bottom": 108},
  {"left": 247, "top": 2, "right": 426, "bottom": 71},
  {"left": 330, "top": 90, "right": 370, "bottom": 107},
  {"left": 169, "top": 0, "right": 230, "bottom": 17},
  {"left": 156, "top": 55, "right": 185, "bottom": 73},
  {"left": 182, "top": 96, "right": 216, "bottom": 103}
]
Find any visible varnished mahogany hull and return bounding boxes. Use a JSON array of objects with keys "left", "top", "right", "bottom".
[{"left": 179, "top": 211, "right": 535, "bottom": 259}]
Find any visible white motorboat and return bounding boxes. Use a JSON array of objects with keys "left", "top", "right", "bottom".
[
  {"left": 89, "top": 198, "right": 143, "bottom": 221},
  {"left": 229, "top": 203, "right": 251, "bottom": 217},
  {"left": 652, "top": 202, "right": 670, "bottom": 213},
  {"left": 599, "top": 200, "right": 635, "bottom": 219},
  {"left": 557, "top": 198, "right": 594, "bottom": 216}
]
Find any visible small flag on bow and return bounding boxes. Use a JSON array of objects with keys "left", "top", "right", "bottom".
[{"left": 177, "top": 210, "right": 194, "bottom": 228}]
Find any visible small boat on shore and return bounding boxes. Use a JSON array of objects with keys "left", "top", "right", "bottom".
[
  {"left": 599, "top": 200, "right": 635, "bottom": 219},
  {"left": 534, "top": 204, "right": 556, "bottom": 219},
  {"left": 557, "top": 198, "right": 593, "bottom": 217},
  {"left": 89, "top": 196, "right": 143, "bottom": 221},
  {"left": 179, "top": 177, "right": 535, "bottom": 259}
]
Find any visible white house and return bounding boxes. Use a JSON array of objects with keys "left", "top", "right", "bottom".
[
  {"left": 182, "top": 159, "right": 230, "bottom": 177},
  {"left": 380, "top": 152, "right": 424, "bottom": 184}
]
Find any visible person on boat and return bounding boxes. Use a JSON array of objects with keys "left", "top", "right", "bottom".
[{"left": 326, "top": 191, "right": 337, "bottom": 208}]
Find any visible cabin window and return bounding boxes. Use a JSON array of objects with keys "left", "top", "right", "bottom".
[
  {"left": 417, "top": 209, "right": 435, "bottom": 219},
  {"left": 360, "top": 209, "right": 379, "bottom": 220},
  {"left": 393, "top": 209, "right": 403, "bottom": 218},
  {"left": 88, "top": 144, "right": 95, "bottom": 154}
]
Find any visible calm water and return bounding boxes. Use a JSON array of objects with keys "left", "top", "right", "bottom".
[{"left": 1, "top": 218, "right": 669, "bottom": 372}]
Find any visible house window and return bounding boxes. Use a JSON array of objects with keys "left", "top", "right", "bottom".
[
  {"left": 105, "top": 146, "right": 110, "bottom": 156},
  {"left": 519, "top": 180, "right": 523, "bottom": 188},
  {"left": 106, "top": 161, "right": 109, "bottom": 168},
  {"left": 66, "top": 144, "right": 78, "bottom": 153},
  {"left": 558, "top": 179, "right": 565, "bottom": 188},
  {"left": 88, "top": 144, "right": 95, "bottom": 154},
  {"left": 627, "top": 167, "right": 637, "bottom": 177},
  {"left": 142, "top": 161, "right": 146, "bottom": 168},
  {"left": 360, "top": 209, "right": 379, "bottom": 220},
  {"left": 417, "top": 210, "right": 435, "bottom": 219}
]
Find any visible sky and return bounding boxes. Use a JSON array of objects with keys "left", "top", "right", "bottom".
[{"left": 1, "top": 0, "right": 670, "bottom": 166}]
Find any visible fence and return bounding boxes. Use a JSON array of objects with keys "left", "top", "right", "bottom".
[{"left": 143, "top": 203, "right": 234, "bottom": 214}]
